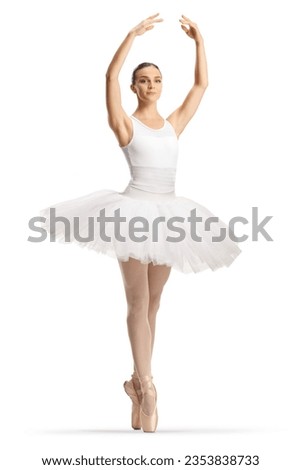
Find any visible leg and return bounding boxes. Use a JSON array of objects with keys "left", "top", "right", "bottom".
[
  {"left": 121, "top": 260, "right": 171, "bottom": 376},
  {"left": 139, "top": 262, "right": 171, "bottom": 430},
  {"left": 118, "top": 257, "right": 151, "bottom": 379},
  {"left": 147, "top": 262, "right": 172, "bottom": 355},
  {"left": 130, "top": 261, "right": 171, "bottom": 377},
  {"left": 119, "top": 257, "right": 172, "bottom": 422}
]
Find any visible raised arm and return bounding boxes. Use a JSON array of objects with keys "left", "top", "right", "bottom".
[
  {"left": 105, "top": 14, "right": 163, "bottom": 147},
  {"left": 167, "top": 15, "right": 208, "bottom": 137}
]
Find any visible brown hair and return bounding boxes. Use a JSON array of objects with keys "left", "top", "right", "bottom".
[{"left": 131, "top": 62, "right": 161, "bottom": 85}]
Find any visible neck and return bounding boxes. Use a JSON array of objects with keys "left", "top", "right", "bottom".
[{"left": 134, "top": 102, "right": 160, "bottom": 118}]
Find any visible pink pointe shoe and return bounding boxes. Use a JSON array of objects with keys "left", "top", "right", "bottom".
[
  {"left": 123, "top": 374, "right": 143, "bottom": 430},
  {"left": 140, "top": 375, "right": 158, "bottom": 433}
]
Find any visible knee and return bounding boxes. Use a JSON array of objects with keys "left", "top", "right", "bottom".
[
  {"left": 148, "top": 293, "right": 161, "bottom": 316},
  {"left": 126, "top": 294, "right": 149, "bottom": 319}
]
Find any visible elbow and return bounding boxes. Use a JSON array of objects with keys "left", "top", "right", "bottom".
[
  {"left": 195, "top": 80, "right": 209, "bottom": 90},
  {"left": 200, "top": 81, "right": 209, "bottom": 89},
  {"left": 105, "top": 71, "right": 118, "bottom": 82},
  {"left": 195, "top": 82, "right": 209, "bottom": 92},
  {"left": 105, "top": 72, "right": 112, "bottom": 81}
]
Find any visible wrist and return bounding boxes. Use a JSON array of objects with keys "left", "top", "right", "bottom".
[
  {"left": 195, "top": 34, "right": 204, "bottom": 46},
  {"left": 128, "top": 30, "right": 137, "bottom": 39}
]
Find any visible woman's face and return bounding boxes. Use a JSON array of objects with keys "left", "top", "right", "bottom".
[{"left": 131, "top": 66, "right": 162, "bottom": 102}]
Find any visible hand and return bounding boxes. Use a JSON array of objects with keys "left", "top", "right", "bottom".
[
  {"left": 179, "top": 14, "right": 202, "bottom": 42},
  {"left": 130, "top": 13, "right": 163, "bottom": 37}
]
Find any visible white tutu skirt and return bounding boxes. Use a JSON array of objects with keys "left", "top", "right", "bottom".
[{"left": 39, "top": 185, "right": 242, "bottom": 274}]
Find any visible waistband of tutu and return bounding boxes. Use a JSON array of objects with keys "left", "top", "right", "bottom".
[
  {"left": 119, "top": 184, "right": 176, "bottom": 202},
  {"left": 130, "top": 166, "right": 176, "bottom": 193}
]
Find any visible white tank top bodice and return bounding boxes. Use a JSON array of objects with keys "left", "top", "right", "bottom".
[{"left": 120, "top": 115, "right": 179, "bottom": 194}]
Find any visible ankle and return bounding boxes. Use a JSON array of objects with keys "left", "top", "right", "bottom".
[
  {"left": 139, "top": 376, "right": 157, "bottom": 417},
  {"left": 139, "top": 375, "right": 155, "bottom": 393},
  {"left": 131, "top": 372, "right": 141, "bottom": 388}
]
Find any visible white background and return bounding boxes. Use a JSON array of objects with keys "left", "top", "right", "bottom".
[{"left": 1, "top": 0, "right": 301, "bottom": 468}]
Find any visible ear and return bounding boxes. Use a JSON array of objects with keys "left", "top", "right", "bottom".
[{"left": 130, "top": 84, "right": 137, "bottom": 94}]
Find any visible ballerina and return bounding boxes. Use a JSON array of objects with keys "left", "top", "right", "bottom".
[
  {"left": 105, "top": 13, "right": 240, "bottom": 432},
  {"left": 39, "top": 13, "right": 241, "bottom": 433}
]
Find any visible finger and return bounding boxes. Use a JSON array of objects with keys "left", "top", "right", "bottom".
[
  {"left": 179, "top": 19, "right": 190, "bottom": 28},
  {"left": 180, "top": 17, "right": 194, "bottom": 27},
  {"left": 181, "top": 25, "right": 189, "bottom": 34},
  {"left": 148, "top": 15, "right": 163, "bottom": 23},
  {"left": 182, "top": 14, "right": 192, "bottom": 22},
  {"left": 145, "top": 25, "right": 155, "bottom": 31},
  {"left": 143, "top": 18, "right": 163, "bottom": 29},
  {"left": 145, "top": 17, "right": 163, "bottom": 25},
  {"left": 148, "top": 13, "right": 160, "bottom": 19},
  {"left": 179, "top": 18, "right": 190, "bottom": 25},
  {"left": 180, "top": 17, "right": 196, "bottom": 30}
]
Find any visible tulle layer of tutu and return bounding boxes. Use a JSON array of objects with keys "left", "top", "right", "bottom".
[{"left": 39, "top": 187, "right": 242, "bottom": 274}]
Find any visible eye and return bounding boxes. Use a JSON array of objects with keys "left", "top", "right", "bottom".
[{"left": 155, "top": 79, "right": 162, "bottom": 83}]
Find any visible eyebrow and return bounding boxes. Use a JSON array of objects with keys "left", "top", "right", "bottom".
[{"left": 137, "top": 75, "right": 162, "bottom": 79}]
